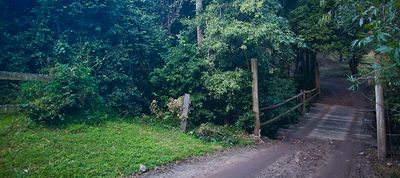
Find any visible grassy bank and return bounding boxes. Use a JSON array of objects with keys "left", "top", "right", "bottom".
[{"left": 0, "top": 115, "right": 222, "bottom": 177}]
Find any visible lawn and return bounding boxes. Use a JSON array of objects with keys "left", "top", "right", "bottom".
[{"left": 0, "top": 114, "right": 222, "bottom": 177}]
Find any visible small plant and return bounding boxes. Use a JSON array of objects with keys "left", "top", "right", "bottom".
[
  {"left": 166, "top": 97, "right": 185, "bottom": 120},
  {"left": 191, "top": 123, "right": 253, "bottom": 145},
  {"left": 148, "top": 97, "right": 185, "bottom": 127}
]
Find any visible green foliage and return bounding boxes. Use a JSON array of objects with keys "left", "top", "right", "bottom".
[
  {"left": 203, "top": 69, "right": 252, "bottom": 119},
  {"left": 264, "top": 77, "right": 298, "bottom": 107},
  {"left": 151, "top": 42, "right": 255, "bottom": 126},
  {"left": 352, "top": 0, "right": 400, "bottom": 62},
  {"left": 152, "top": 0, "right": 302, "bottom": 131},
  {"left": 191, "top": 123, "right": 253, "bottom": 146},
  {"left": 0, "top": 81, "right": 19, "bottom": 104},
  {"left": 289, "top": 0, "right": 354, "bottom": 53},
  {"left": 326, "top": 0, "right": 400, "bottom": 155},
  {"left": 261, "top": 77, "right": 299, "bottom": 137},
  {"left": 1, "top": 0, "right": 314, "bottom": 139},
  {"left": 198, "top": 0, "right": 302, "bottom": 69},
  {"left": 339, "top": 0, "right": 400, "bottom": 121},
  {"left": 145, "top": 97, "right": 186, "bottom": 129},
  {"left": 150, "top": 42, "right": 215, "bottom": 124},
  {"left": 383, "top": 64, "right": 400, "bottom": 122},
  {"left": 1, "top": 0, "right": 167, "bottom": 118},
  {"left": 21, "top": 64, "right": 106, "bottom": 125},
  {"left": 203, "top": 69, "right": 250, "bottom": 98},
  {"left": 151, "top": 42, "right": 208, "bottom": 99},
  {"left": 0, "top": 115, "right": 222, "bottom": 177}
]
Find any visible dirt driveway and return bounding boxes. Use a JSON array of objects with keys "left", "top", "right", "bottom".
[{"left": 135, "top": 77, "right": 377, "bottom": 178}]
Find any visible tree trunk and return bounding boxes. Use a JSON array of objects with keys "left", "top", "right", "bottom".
[{"left": 196, "top": 0, "right": 203, "bottom": 45}]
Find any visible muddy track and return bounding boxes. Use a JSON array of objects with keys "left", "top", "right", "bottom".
[{"left": 134, "top": 77, "right": 377, "bottom": 178}]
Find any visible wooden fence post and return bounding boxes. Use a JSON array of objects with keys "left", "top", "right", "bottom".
[
  {"left": 301, "top": 90, "right": 306, "bottom": 115},
  {"left": 180, "top": 94, "right": 190, "bottom": 132},
  {"left": 196, "top": 0, "right": 203, "bottom": 45},
  {"left": 251, "top": 59, "right": 260, "bottom": 137},
  {"left": 374, "top": 54, "right": 386, "bottom": 160}
]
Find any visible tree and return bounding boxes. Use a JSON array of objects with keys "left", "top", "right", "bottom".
[{"left": 158, "top": 0, "right": 185, "bottom": 33}]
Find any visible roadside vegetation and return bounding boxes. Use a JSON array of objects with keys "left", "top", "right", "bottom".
[
  {"left": 0, "top": 0, "right": 399, "bottom": 177},
  {"left": 0, "top": 114, "right": 224, "bottom": 177}
]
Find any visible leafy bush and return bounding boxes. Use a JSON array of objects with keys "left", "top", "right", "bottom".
[
  {"left": 102, "top": 84, "right": 144, "bottom": 117},
  {"left": 203, "top": 69, "right": 252, "bottom": 125},
  {"left": 1, "top": 0, "right": 167, "bottom": 118},
  {"left": 151, "top": 42, "right": 215, "bottom": 124},
  {"left": 146, "top": 97, "right": 185, "bottom": 128},
  {"left": 235, "top": 111, "right": 255, "bottom": 132},
  {"left": 21, "top": 64, "right": 107, "bottom": 125},
  {"left": 151, "top": 42, "right": 253, "bottom": 127},
  {"left": 192, "top": 123, "right": 253, "bottom": 145},
  {"left": 261, "top": 77, "right": 298, "bottom": 137},
  {"left": 0, "top": 81, "right": 19, "bottom": 104}
]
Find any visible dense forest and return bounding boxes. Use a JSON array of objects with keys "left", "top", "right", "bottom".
[{"left": 0, "top": 0, "right": 399, "bottom": 137}]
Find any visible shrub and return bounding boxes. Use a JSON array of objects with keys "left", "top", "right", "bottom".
[
  {"left": 192, "top": 123, "right": 253, "bottom": 145},
  {"left": 261, "top": 77, "right": 299, "bottom": 137},
  {"left": 0, "top": 81, "right": 19, "bottom": 104},
  {"left": 235, "top": 111, "right": 255, "bottom": 132},
  {"left": 150, "top": 42, "right": 215, "bottom": 125},
  {"left": 146, "top": 97, "right": 186, "bottom": 128},
  {"left": 102, "top": 85, "right": 143, "bottom": 117},
  {"left": 21, "top": 63, "right": 107, "bottom": 125},
  {"left": 202, "top": 69, "right": 252, "bottom": 125}
]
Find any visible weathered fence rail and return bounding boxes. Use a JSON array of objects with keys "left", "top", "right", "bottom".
[
  {"left": 0, "top": 71, "right": 53, "bottom": 81},
  {"left": 260, "top": 88, "right": 320, "bottom": 126},
  {"left": 0, "top": 105, "right": 22, "bottom": 113},
  {"left": 0, "top": 71, "right": 53, "bottom": 114},
  {"left": 260, "top": 93, "right": 303, "bottom": 111}
]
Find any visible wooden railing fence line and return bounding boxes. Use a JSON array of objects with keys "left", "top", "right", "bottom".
[
  {"left": 0, "top": 71, "right": 53, "bottom": 113},
  {"left": 0, "top": 71, "right": 53, "bottom": 81},
  {"left": 259, "top": 87, "right": 320, "bottom": 127}
]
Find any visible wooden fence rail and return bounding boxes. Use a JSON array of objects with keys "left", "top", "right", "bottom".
[
  {"left": 0, "top": 71, "right": 53, "bottom": 81},
  {"left": 260, "top": 88, "right": 319, "bottom": 126},
  {"left": 0, "top": 105, "right": 22, "bottom": 113},
  {"left": 260, "top": 93, "right": 303, "bottom": 111},
  {"left": 0, "top": 71, "right": 53, "bottom": 114}
]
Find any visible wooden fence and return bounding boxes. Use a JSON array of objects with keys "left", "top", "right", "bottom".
[
  {"left": 251, "top": 58, "right": 321, "bottom": 136},
  {"left": 0, "top": 71, "right": 53, "bottom": 81},
  {"left": 0, "top": 69, "right": 318, "bottom": 129},
  {"left": 0, "top": 71, "right": 53, "bottom": 114},
  {"left": 259, "top": 88, "right": 320, "bottom": 126},
  {"left": 0, "top": 105, "right": 22, "bottom": 113}
]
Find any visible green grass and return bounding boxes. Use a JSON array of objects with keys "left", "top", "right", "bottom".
[{"left": 0, "top": 115, "right": 222, "bottom": 178}]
